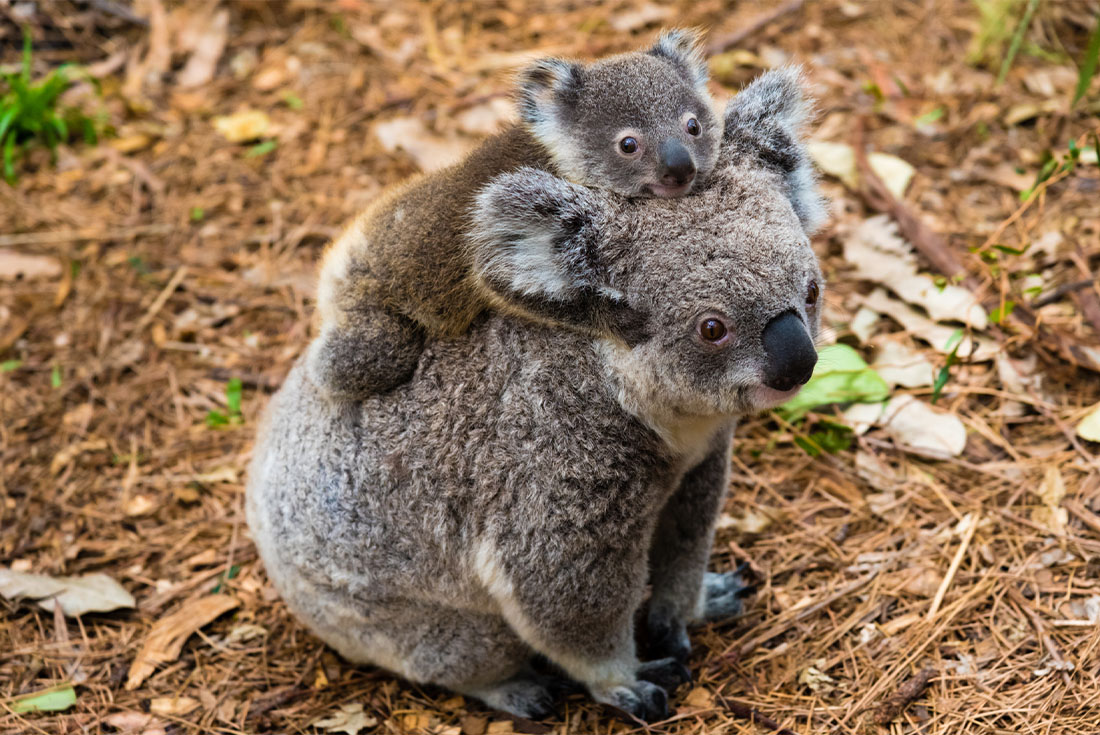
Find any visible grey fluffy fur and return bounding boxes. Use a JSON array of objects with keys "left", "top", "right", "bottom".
[{"left": 248, "top": 67, "right": 825, "bottom": 723}]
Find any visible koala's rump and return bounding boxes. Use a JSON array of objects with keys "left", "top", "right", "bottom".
[{"left": 248, "top": 317, "right": 668, "bottom": 614}]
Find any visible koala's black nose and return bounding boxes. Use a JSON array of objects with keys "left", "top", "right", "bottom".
[
  {"left": 658, "top": 139, "right": 696, "bottom": 186},
  {"left": 761, "top": 311, "right": 817, "bottom": 392}
]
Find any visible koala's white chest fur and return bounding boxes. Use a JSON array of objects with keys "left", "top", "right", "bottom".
[{"left": 597, "top": 339, "right": 731, "bottom": 467}]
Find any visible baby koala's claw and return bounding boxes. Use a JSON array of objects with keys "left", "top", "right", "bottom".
[
  {"left": 702, "top": 569, "right": 754, "bottom": 622},
  {"left": 603, "top": 680, "right": 669, "bottom": 723},
  {"left": 637, "top": 656, "right": 692, "bottom": 692}
]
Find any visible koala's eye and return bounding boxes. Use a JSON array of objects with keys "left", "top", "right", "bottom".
[
  {"left": 699, "top": 318, "right": 728, "bottom": 342},
  {"left": 806, "top": 280, "right": 820, "bottom": 308},
  {"left": 619, "top": 136, "right": 639, "bottom": 155},
  {"left": 685, "top": 117, "right": 701, "bottom": 136}
]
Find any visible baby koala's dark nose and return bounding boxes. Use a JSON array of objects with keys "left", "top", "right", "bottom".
[
  {"left": 658, "top": 139, "right": 696, "bottom": 186},
  {"left": 761, "top": 311, "right": 817, "bottom": 392}
]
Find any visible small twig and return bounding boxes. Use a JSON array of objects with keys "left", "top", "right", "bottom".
[
  {"left": 871, "top": 667, "right": 936, "bottom": 725},
  {"left": 715, "top": 693, "right": 799, "bottom": 735},
  {"left": 132, "top": 265, "right": 188, "bottom": 334},
  {"left": 706, "top": 0, "right": 806, "bottom": 54},
  {"left": 926, "top": 515, "right": 978, "bottom": 622},
  {"left": 1032, "top": 278, "right": 1095, "bottom": 308},
  {"left": 0, "top": 224, "right": 172, "bottom": 248}
]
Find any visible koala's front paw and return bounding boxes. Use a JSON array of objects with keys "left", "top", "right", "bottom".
[
  {"left": 702, "top": 570, "right": 754, "bottom": 621},
  {"left": 645, "top": 609, "right": 692, "bottom": 662},
  {"left": 601, "top": 680, "right": 669, "bottom": 723},
  {"left": 637, "top": 657, "right": 692, "bottom": 691}
]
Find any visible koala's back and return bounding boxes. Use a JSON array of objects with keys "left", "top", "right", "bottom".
[{"left": 323, "top": 126, "right": 553, "bottom": 336}]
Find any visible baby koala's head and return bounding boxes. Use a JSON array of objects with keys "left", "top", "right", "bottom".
[{"left": 517, "top": 29, "right": 719, "bottom": 198}]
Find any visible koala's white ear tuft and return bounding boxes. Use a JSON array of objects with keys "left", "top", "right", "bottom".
[
  {"left": 648, "top": 28, "right": 708, "bottom": 89},
  {"left": 516, "top": 58, "right": 584, "bottom": 128},
  {"left": 468, "top": 169, "right": 649, "bottom": 344},
  {"left": 469, "top": 168, "right": 606, "bottom": 301},
  {"left": 723, "top": 67, "right": 827, "bottom": 234}
]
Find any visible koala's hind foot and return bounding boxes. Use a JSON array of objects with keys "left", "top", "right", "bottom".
[
  {"left": 306, "top": 309, "right": 425, "bottom": 400},
  {"left": 462, "top": 672, "right": 557, "bottom": 720},
  {"left": 598, "top": 680, "right": 671, "bottom": 723},
  {"left": 637, "top": 657, "right": 692, "bottom": 691},
  {"left": 701, "top": 569, "right": 753, "bottom": 621}
]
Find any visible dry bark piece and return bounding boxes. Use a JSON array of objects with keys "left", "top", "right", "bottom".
[
  {"left": 0, "top": 568, "right": 135, "bottom": 617},
  {"left": 871, "top": 667, "right": 935, "bottom": 725},
  {"left": 126, "top": 594, "right": 240, "bottom": 689}
]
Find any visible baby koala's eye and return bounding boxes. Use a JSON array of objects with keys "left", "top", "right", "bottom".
[
  {"left": 685, "top": 117, "right": 701, "bottom": 136},
  {"left": 619, "top": 136, "right": 639, "bottom": 155},
  {"left": 806, "top": 280, "right": 820, "bottom": 308}
]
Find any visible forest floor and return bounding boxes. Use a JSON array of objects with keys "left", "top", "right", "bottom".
[{"left": 2, "top": 1, "right": 1100, "bottom": 734}]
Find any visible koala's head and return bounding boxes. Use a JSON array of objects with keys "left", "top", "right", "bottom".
[
  {"left": 473, "top": 68, "right": 828, "bottom": 422},
  {"left": 517, "top": 29, "right": 720, "bottom": 199}
]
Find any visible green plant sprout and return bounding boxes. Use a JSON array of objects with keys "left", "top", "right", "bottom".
[{"left": 0, "top": 28, "right": 101, "bottom": 184}]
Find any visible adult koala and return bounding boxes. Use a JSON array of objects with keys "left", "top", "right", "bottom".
[{"left": 247, "top": 68, "right": 826, "bottom": 722}]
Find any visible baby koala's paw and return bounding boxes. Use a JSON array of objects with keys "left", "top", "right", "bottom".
[
  {"left": 600, "top": 680, "right": 669, "bottom": 723},
  {"left": 701, "top": 569, "right": 754, "bottom": 622},
  {"left": 637, "top": 657, "right": 692, "bottom": 691}
]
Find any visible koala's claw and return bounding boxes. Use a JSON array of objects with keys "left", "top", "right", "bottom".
[
  {"left": 637, "top": 657, "right": 692, "bottom": 691},
  {"left": 604, "top": 680, "right": 669, "bottom": 723},
  {"left": 702, "top": 570, "right": 754, "bottom": 621}
]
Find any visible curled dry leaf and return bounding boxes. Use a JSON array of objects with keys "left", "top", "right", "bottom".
[
  {"left": 126, "top": 594, "right": 240, "bottom": 689},
  {"left": 682, "top": 686, "right": 715, "bottom": 709},
  {"left": 798, "top": 659, "right": 837, "bottom": 693},
  {"left": 881, "top": 395, "right": 967, "bottom": 458},
  {"left": 873, "top": 338, "right": 935, "bottom": 389},
  {"left": 863, "top": 288, "right": 997, "bottom": 361},
  {"left": 845, "top": 216, "right": 987, "bottom": 329},
  {"left": 149, "top": 696, "right": 200, "bottom": 716},
  {"left": 0, "top": 568, "right": 135, "bottom": 617}
]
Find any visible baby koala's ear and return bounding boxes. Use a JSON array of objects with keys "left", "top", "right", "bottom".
[
  {"left": 648, "top": 28, "right": 708, "bottom": 89},
  {"left": 469, "top": 168, "right": 649, "bottom": 345},
  {"left": 516, "top": 58, "right": 584, "bottom": 128},
  {"left": 722, "top": 66, "right": 827, "bottom": 234}
]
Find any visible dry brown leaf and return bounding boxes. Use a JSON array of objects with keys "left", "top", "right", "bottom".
[
  {"left": 0, "top": 250, "right": 62, "bottom": 281},
  {"left": 177, "top": 8, "right": 229, "bottom": 88},
  {"left": 213, "top": 110, "right": 271, "bottom": 143},
  {"left": 149, "top": 696, "right": 200, "bottom": 716},
  {"left": 126, "top": 594, "right": 240, "bottom": 689},
  {"left": 808, "top": 142, "right": 914, "bottom": 198},
  {"left": 608, "top": 2, "right": 674, "bottom": 32},
  {"left": 312, "top": 703, "right": 378, "bottom": 735},
  {"left": 373, "top": 117, "right": 473, "bottom": 173},
  {"left": 881, "top": 395, "right": 967, "bottom": 458},
  {"left": 683, "top": 686, "right": 715, "bottom": 708},
  {"left": 1032, "top": 467, "right": 1068, "bottom": 534},
  {"left": 862, "top": 288, "right": 996, "bottom": 361},
  {"left": 104, "top": 712, "right": 168, "bottom": 735},
  {"left": 873, "top": 339, "right": 935, "bottom": 389},
  {"left": 0, "top": 568, "right": 135, "bottom": 617}
]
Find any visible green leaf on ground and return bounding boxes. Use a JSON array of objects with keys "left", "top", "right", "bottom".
[
  {"left": 779, "top": 344, "right": 890, "bottom": 421},
  {"left": 10, "top": 684, "right": 76, "bottom": 713}
]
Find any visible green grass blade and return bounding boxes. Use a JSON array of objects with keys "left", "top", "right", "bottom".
[
  {"left": 0, "top": 104, "right": 19, "bottom": 144},
  {"left": 996, "top": 0, "right": 1040, "bottom": 87},
  {"left": 1074, "top": 12, "right": 1100, "bottom": 106},
  {"left": 21, "top": 26, "right": 32, "bottom": 82}
]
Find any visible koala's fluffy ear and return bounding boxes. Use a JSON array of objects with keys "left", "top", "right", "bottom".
[
  {"left": 469, "top": 168, "right": 649, "bottom": 345},
  {"left": 516, "top": 58, "right": 584, "bottom": 128},
  {"left": 723, "top": 67, "right": 827, "bottom": 234},
  {"left": 648, "top": 28, "right": 708, "bottom": 89}
]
